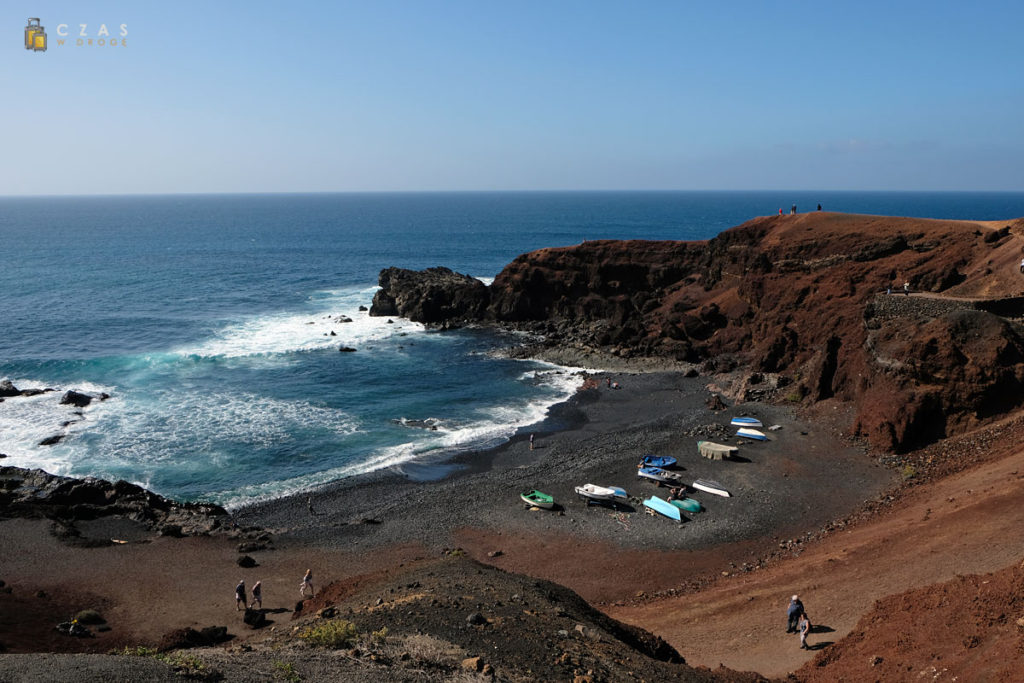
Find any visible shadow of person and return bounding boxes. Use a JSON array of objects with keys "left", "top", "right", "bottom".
[
  {"left": 808, "top": 641, "right": 833, "bottom": 650},
  {"left": 810, "top": 624, "right": 835, "bottom": 634}
]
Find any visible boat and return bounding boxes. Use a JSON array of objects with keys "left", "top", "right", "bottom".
[
  {"left": 670, "top": 498, "right": 703, "bottom": 513},
  {"left": 643, "top": 496, "right": 682, "bottom": 522},
  {"left": 574, "top": 484, "right": 625, "bottom": 502},
  {"left": 697, "top": 440, "right": 738, "bottom": 460},
  {"left": 730, "top": 417, "right": 763, "bottom": 428},
  {"left": 520, "top": 490, "right": 554, "bottom": 509},
  {"left": 640, "top": 454, "right": 677, "bottom": 469},
  {"left": 692, "top": 479, "right": 731, "bottom": 497},
  {"left": 736, "top": 427, "right": 768, "bottom": 441},
  {"left": 637, "top": 466, "right": 684, "bottom": 483}
]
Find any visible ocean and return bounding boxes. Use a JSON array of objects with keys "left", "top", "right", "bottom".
[{"left": 3, "top": 191, "right": 1024, "bottom": 508}]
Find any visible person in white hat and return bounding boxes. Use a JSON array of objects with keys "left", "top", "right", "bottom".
[{"left": 786, "top": 594, "right": 805, "bottom": 633}]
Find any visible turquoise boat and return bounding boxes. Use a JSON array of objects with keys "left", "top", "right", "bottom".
[
  {"left": 643, "top": 495, "right": 682, "bottom": 522},
  {"left": 520, "top": 490, "right": 554, "bottom": 509},
  {"left": 670, "top": 498, "right": 702, "bottom": 513}
]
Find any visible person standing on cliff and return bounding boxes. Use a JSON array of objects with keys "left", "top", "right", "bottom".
[
  {"left": 786, "top": 594, "right": 805, "bottom": 632},
  {"left": 300, "top": 569, "right": 314, "bottom": 598},
  {"left": 235, "top": 579, "right": 247, "bottom": 610}
]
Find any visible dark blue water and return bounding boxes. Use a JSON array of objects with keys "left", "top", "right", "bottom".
[{"left": 3, "top": 191, "right": 1023, "bottom": 506}]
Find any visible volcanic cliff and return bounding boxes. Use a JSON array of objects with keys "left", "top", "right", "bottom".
[{"left": 372, "top": 212, "right": 1024, "bottom": 452}]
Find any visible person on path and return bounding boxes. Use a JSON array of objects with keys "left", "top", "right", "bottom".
[
  {"left": 249, "top": 580, "right": 262, "bottom": 610},
  {"left": 529, "top": 433, "right": 535, "bottom": 450},
  {"left": 300, "top": 569, "right": 314, "bottom": 598},
  {"left": 903, "top": 281, "right": 910, "bottom": 295},
  {"left": 1019, "top": 257, "right": 1024, "bottom": 274},
  {"left": 235, "top": 580, "right": 246, "bottom": 611},
  {"left": 798, "top": 612, "right": 812, "bottom": 649},
  {"left": 786, "top": 594, "right": 805, "bottom": 632}
]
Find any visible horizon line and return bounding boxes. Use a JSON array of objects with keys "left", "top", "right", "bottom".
[{"left": 3, "top": 188, "right": 1024, "bottom": 199}]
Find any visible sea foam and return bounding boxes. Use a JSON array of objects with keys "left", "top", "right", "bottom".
[{"left": 178, "top": 285, "right": 425, "bottom": 359}]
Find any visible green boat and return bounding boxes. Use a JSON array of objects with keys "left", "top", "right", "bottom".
[
  {"left": 520, "top": 490, "right": 555, "bottom": 509},
  {"left": 670, "top": 498, "right": 702, "bottom": 513}
]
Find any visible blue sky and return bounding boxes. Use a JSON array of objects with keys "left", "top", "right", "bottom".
[{"left": 4, "top": 1, "right": 1023, "bottom": 194}]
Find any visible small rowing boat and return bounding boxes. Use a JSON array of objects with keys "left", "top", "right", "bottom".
[
  {"left": 730, "top": 416, "right": 763, "bottom": 428},
  {"left": 697, "top": 440, "right": 738, "bottom": 460},
  {"left": 640, "top": 454, "right": 677, "bottom": 469},
  {"left": 692, "top": 479, "right": 731, "bottom": 497},
  {"left": 637, "top": 466, "right": 684, "bottom": 483},
  {"left": 520, "top": 490, "right": 554, "bottom": 509},
  {"left": 736, "top": 427, "right": 768, "bottom": 441},
  {"left": 643, "top": 496, "right": 682, "bottom": 522},
  {"left": 670, "top": 498, "right": 702, "bottom": 513},
  {"left": 574, "top": 484, "right": 627, "bottom": 502}
]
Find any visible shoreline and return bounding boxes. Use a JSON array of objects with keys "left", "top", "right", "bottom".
[{"left": 234, "top": 370, "right": 896, "bottom": 560}]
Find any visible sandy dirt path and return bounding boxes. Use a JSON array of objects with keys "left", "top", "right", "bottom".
[{"left": 605, "top": 444, "right": 1024, "bottom": 677}]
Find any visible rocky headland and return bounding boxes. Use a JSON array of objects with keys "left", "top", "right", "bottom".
[{"left": 372, "top": 212, "right": 1024, "bottom": 453}]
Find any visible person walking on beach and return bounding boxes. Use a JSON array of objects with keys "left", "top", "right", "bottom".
[
  {"left": 798, "top": 612, "right": 812, "bottom": 649},
  {"left": 786, "top": 594, "right": 805, "bottom": 632},
  {"left": 529, "top": 433, "right": 535, "bottom": 450},
  {"left": 235, "top": 580, "right": 247, "bottom": 611},
  {"left": 249, "top": 580, "right": 262, "bottom": 610},
  {"left": 300, "top": 569, "right": 314, "bottom": 598},
  {"left": 307, "top": 495, "right": 315, "bottom": 516}
]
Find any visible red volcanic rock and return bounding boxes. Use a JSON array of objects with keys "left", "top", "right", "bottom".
[{"left": 383, "top": 213, "right": 1024, "bottom": 451}]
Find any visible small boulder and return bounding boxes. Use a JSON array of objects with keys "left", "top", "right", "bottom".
[
  {"left": 466, "top": 612, "right": 487, "bottom": 626},
  {"left": 39, "top": 434, "right": 65, "bottom": 446},
  {"left": 338, "top": 346, "right": 357, "bottom": 353},
  {"left": 242, "top": 608, "right": 267, "bottom": 628},
  {"left": 0, "top": 380, "right": 19, "bottom": 397},
  {"left": 60, "top": 390, "right": 93, "bottom": 408},
  {"left": 461, "top": 656, "right": 483, "bottom": 672},
  {"left": 358, "top": 305, "right": 368, "bottom": 312},
  {"left": 237, "top": 555, "right": 257, "bottom": 568}
]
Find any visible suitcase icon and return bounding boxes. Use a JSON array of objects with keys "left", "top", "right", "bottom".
[{"left": 25, "top": 18, "right": 47, "bottom": 52}]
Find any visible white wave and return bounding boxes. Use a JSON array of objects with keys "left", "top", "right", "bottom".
[
  {"left": 1, "top": 385, "right": 360, "bottom": 487},
  {"left": 177, "top": 285, "right": 426, "bottom": 359},
  {"left": 0, "top": 379, "right": 117, "bottom": 473}
]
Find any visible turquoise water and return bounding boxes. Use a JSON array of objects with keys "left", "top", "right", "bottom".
[{"left": 3, "top": 191, "right": 1023, "bottom": 507}]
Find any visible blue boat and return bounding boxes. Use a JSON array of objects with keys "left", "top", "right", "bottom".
[
  {"left": 730, "top": 416, "right": 763, "bottom": 428},
  {"left": 637, "top": 467, "right": 684, "bottom": 484},
  {"left": 640, "top": 454, "right": 677, "bottom": 469},
  {"left": 643, "top": 496, "right": 682, "bottom": 522}
]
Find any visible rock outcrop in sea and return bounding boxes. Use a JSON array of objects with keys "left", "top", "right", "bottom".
[{"left": 372, "top": 212, "right": 1024, "bottom": 452}]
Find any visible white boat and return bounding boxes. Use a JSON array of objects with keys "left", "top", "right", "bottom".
[
  {"left": 697, "top": 440, "right": 738, "bottom": 460},
  {"left": 574, "top": 484, "right": 625, "bottom": 501},
  {"left": 692, "top": 478, "right": 731, "bottom": 497},
  {"left": 730, "top": 416, "right": 763, "bottom": 428},
  {"left": 736, "top": 427, "right": 768, "bottom": 441},
  {"left": 637, "top": 466, "right": 685, "bottom": 483}
]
